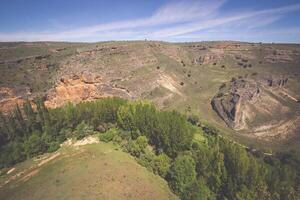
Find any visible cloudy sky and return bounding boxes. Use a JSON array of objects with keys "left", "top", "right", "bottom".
[{"left": 0, "top": 0, "right": 300, "bottom": 42}]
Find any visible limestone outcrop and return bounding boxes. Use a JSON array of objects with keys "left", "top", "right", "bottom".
[
  {"left": 211, "top": 75, "right": 299, "bottom": 139},
  {"left": 45, "top": 72, "right": 130, "bottom": 108}
]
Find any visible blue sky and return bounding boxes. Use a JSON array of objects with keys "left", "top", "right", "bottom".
[{"left": 0, "top": 0, "right": 300, "bottom": 43}]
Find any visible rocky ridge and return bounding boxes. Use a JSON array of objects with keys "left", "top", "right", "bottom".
[{"left": 211, "top": 75, "right": 300, "bottom": 139}]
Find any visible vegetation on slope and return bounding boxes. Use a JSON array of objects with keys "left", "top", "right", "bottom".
[
  {"left": 0, "top": 142, "right": 178, "bottom": 200},
  {"left": 0, "top": 97, "right": 299, "bottom": 200},
  {"left": 1, "top": 41, "right": 300, "bottom": 151}
]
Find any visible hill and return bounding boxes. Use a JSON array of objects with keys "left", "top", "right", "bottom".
[
  {"left": 0, "top": 139, "right": 178, "bottom": 200},
  {"left": 0, "top": 97, "right": 299, "bottom": 200},
  {"left": 0, "top": 41, "right": 300, "bottom": 151}
]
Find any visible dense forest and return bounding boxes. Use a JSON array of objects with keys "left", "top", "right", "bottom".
[{"left": 0, "top": 97, "right": 299, "bottom": 200}]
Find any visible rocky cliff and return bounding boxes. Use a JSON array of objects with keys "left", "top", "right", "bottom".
[{"left": 211, "top": 75, "right": 300, "bottom": 139}]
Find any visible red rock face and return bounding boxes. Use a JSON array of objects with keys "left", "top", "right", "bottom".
[
  {"left": 0, "top": 87, "right": 26, "bottom": 114},
  {"left": 44, "top": 73, "right": 104, "bottom": 108},
  {"left": 44, "top": 72, "right": 131, "bottom": 108}
]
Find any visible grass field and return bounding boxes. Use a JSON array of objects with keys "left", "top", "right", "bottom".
[{"left": 0, "top": 141, "right": 178, "bottom": 200}]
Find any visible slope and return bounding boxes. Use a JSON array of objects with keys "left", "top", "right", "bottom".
[{"left": 0, "top": 140, "right": 178, "bottom": 200}]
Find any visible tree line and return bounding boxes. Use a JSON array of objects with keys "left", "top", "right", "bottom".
[{"left": 0, "top": 97, "right": 299, "bottom": 200}]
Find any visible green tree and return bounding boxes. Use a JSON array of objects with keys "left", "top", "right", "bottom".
[
  {"left": 74, "top": 121, "right": 94, "bottom": 140},
  {"left": 98, "top": 128, "right": 118, "bottom": 143},
  {"left": 23, "top": 99, "right": 37, "bottom": 133},
  {"left": 12, "top": 105, "right": 27, "bottom": 137},
  {"left": 24, "top": 133, "right": 47, "bottom": 158},
  {"left": 127, "top": 135, "right": 148, "bottom": 157},
  {"left": 169, "top": 155, "right": 197, "bottom": 196},
  {"left": 182, "top": 179, "right": 216, "bottom": 200},
  {"left": 153, "top": 153, "right": 171, "bottom": 178}
]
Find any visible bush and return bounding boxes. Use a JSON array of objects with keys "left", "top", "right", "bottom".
[
  {"left": 47, "top": 142, "right": 60, "bottom": 152},
  {"left": 215, "top": 92, "right": 224, "bottom": 98},
  {"left": 191, "top": 140, "right": 201, "bottom": 150},
  {"left": 219, "top": 83, "right": 226, "bottom": 89},
  {"left": 188, "top": 115, "right": 199, "bottom": 125},
  {"left": 153, "top": 153, "right": 171, "bottom": 178},
  {"left": 168, "top": 155, "right": 197, "bottom": 196},
  {"left": 98, "top": 128, "right": 118, "bottom": 143},
  {"left": 0, "top": 142, "right": 26, "bottom": 168},
  {"left": 112, "top": 135, "right": 123, "bottom": 144},
  {"left": 74, "top": 121, "right": 94, "bottom": 140},
  {"left": 126, "top": 136, "right": 148, "bottom": 157},
  {"left": 58, "top": 128, "right": 72, "bottom": 140},
  {"left": 118, "top": 129, "right": 132, "bottom": 141},
  {"left": 137, "top": 151, "right": 156, "bottom": 172},
  {"left": 24, "top": 134, "right": 47, "bottom": 158},
  {"left": 182, "top": 179, "right": 215, "bottom": 200},
  {"left": 41, "top": 134, "right": 60, "bottom": 153},
  {"left": 96, "top": 123, "right": 107, "bottom": 133}
]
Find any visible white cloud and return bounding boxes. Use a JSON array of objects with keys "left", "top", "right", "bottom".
[
  {"left": 0, "top": 0, "right": 300, "bottom": 42},
  {"left": 149, "top": 3, "right": 300, "bottom": 39}
]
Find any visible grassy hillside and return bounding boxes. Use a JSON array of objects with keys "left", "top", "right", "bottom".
[
  {"left": 0, "top": 41, "right": 300, "bottom": 152},
  {"left": 0, "top": 141, "right": 178, "bottom": 200}
]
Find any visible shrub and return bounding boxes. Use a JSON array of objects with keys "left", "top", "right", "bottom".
[
  {"left": 187, "top": 115, "right": 199, "bottom": 125},
  {"left": 41, "top": 134, "right": 60, "bottom": 152},
  {"left": 24, "top": 134, "right": 47, "bottom": 158},
  {"left": 47, "top": 142, "right": 60, "bottom": 152},
  {"left": 153, "top": 153, "right": 171, "bottom": 177},
  {"left": 181, "top": 60, "right": 186, "bottom": 66},
  {"left": 137, "top": 151, "right": 170, "bottom": 178},
  {"left": 126, "top": 136, "right": 148, "bottom": 157},
  {"left": 168, "top": 155, "right": 197, "bottom": 196},
  {"left": 112, "top": 135, "right": 123, "bottom": 144},
  {"left": 138, "top": 151, "right": 155, "bottom": 172},
  {"left": 59, "top": 128, "right": 72, "bottom": 140},
  {"left": 96, "top": 123, "right": 107, "bottom": 133},
  {"left": 191, "top": 141, "right": 201, "bottom": 150},
  {"left": 74, "top": 121, "right": 94, "bottom": 140},
  {"left": 98, "top": 128, "right": 118, "bottom": 143},
  {"left": 0, "top": 142, "right": 26, "bottom": 168},
  {"left": 131, "top": 129, "right": 141, "bottom": 140},
  {"left": 219, "top": 83, "right": 226, "bottom": 89},
  {"left": 118, "top": 129, "right": 132, "bottom": 141},
  {"left": 216, "top": 92, "right": 224, "bottom": 98},
  {"left": 182, "top": 179, "right": 215, "bottom": 200}
]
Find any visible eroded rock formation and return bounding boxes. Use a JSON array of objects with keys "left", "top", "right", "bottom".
[
  {"left": 45, "top": 72, "right": 131, "bottom": 108},
  {"left": 211, "top": 75, "right": 300, "bottom": 139},
  {"left": 0, "top": 87, "right": 30, "bottom": 114}
]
